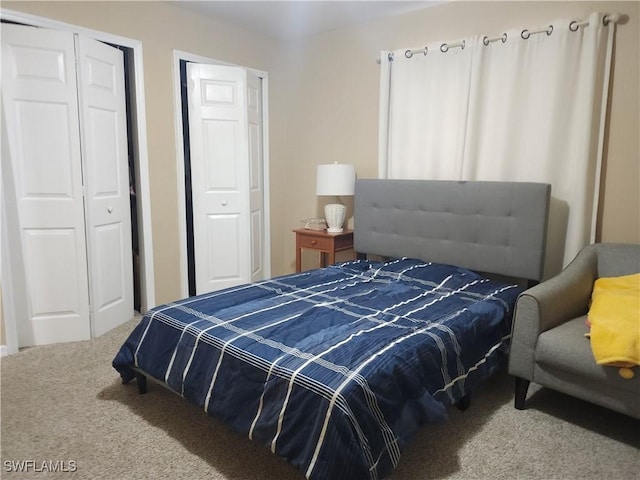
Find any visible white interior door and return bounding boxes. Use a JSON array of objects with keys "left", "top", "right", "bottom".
[
  {"left": 188, "top": 63, "right": 265, "bottom": 294},
  {"left": 247, "top": 72, "right": 265, "bottom": 283},
  {"left": 2, "top": 24, "right": 133, "bottom": 345},
  {"left": 1, "top": 24, "right": 91, "bottom": 346},
  {"left": 76, "top": 35, "right": 133, "bottom": 337}
]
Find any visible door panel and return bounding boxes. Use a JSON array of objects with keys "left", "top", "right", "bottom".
[
  {"left": 94, "top": 222, "right": 126, "bottom": 309},
  {"left": 2, "top": 25, "right": 91, "bottom": 346},
  {"left": 23, "top": 228, "right": 86, "bottom": 344},
  {"left": 16, "top": 102, "right": 75, "bottom": 197},
  {"left": 206, "top": 214, "right": 242, "bottom": 280},
  {"left": 76, "top": 35, "right": 133, "bottom": 337},
  {"left": 250, "top": 210, "right": 262, "bottom": 276},
  {"left": 204, "top": 120, "right": 239, "bottom": 188},
  {"left": 188, "top": 64, "right": 250, "bottom": 294},
  {"left": 247, "top": 72, "right": 265, "bottom": 282}
]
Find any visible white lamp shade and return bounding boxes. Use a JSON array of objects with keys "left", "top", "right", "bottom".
[{"left": 316, "top": 164, "right": 356, "bottom": 196}]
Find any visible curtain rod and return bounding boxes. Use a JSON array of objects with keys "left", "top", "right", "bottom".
[{"left": 377, "top": 12, "right": 621, "bottom": 64}]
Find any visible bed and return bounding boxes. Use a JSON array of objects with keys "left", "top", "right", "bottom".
[{"left": 113, "top": 179, "right": 550, "bottom": 480}]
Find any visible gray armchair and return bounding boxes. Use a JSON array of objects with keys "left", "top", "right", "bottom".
[{"left": 508, "top": 243, "right": 640, "bottom": 419}]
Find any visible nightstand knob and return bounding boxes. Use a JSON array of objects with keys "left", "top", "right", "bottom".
[
  {"left": 311, "top": 240, "right": 317, "bottom": 245},
  {"left": 221, "top": 201, "right": 228, "bottom": 206}
]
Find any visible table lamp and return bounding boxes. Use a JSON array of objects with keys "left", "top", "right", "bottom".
[{"left": 316, "top": 163, "right": 356, "bottom": 233}]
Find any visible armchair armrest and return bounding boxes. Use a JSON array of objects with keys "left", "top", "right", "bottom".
[{"left": 509, "top": 245, "right": 598, "bottom": 381}]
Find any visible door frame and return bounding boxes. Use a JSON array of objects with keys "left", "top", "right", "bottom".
[
  {"left": 172, "top": 50, "right": 271, "bottom": 298},
  {"left": 0, "top": 8, "right": 156, "bottom": 354}
]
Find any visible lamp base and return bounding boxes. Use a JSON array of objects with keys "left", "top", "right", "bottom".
[{"left": 324, "top": 204, "right": 346, "bottom": 233}]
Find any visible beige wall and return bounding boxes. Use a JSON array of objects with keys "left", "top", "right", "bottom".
[
  {"left": 2, "top": 1, "right": 638, "bottom": 319},
  {"left": 0, "top": 286, "right": 4, "bottom": 345},
  {"left": 274, "top": 0, "right": 640, "bottom": 274}
]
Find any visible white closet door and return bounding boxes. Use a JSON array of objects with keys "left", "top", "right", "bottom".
[
  {"left": 76, "top": 35, "right": 133, "bottom": 337},
  {"left": 1, "top": 25, "right": 91, "bottom": 345},
  {"left": 187, "top": 64, "right": 251, "bottom": 294},
  {"left": 247, "top": 72, "right": 266, "bottom": 283}
]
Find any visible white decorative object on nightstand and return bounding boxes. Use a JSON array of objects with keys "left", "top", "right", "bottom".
[{"left": 316, "top": 163, "right": 356, "bottom": 233}]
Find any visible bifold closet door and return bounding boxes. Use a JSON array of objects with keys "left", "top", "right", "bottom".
[
  {"left": 1, "top": 24, "right": 133, "bottom": 346},
  {"left": 76, "top": 35, "right": 133, "bottom": 338},
  {"left": 2, "top": 24, "right": 91, "bottom": 346},
  {"left": 187, "top": 64, "right": 266, "bottom": 295},
  {"left": 246, "top": 71, "right": 265, "bottom": 284}
]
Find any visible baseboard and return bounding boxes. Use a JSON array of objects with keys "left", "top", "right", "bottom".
[{"left": 0, "top": 345, "right": 8, "bottom": 357}]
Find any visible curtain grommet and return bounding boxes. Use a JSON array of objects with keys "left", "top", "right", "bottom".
[
  {"left": 521, "top": 29, "right": 530, "bottom": 40},
  {"left": 569, "top": 20, "right": 579, "bottom": 32},
  {"left": 405, "top": 47, "right": 428, "bottom": 59},
  {"left": 546, "top": 25, "right": 554, "bottom": 36},
  {"left": 484, "top": 33, "right": 507, "bottom": 46},
  {"left": 440, "top": 43, "right": 449, "bottom": 53}
]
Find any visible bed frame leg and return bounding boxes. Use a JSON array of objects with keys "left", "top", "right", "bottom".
[
  {"left": 136, "top": 372, "right": 148, "bottom": 394},
  {"left": 456, "top": 393, "right": 471, "bottom": 411},
  {"left": 514, "top": 377, "right": 530, "bottom": 410}
]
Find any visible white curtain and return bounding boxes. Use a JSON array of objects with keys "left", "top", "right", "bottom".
[
  {"left": 379, "top": 12, "right": 615, "bottom": 275},
  {"left": 379, "top": 43, "right": 473, "bottom": 180}
]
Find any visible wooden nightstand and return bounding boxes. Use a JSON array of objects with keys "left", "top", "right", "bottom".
[{"left": 293, "top": 228, "right": 354, "bottom": 272}]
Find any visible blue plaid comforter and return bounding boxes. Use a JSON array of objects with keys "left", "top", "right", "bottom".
[{"left": 113, "top": 258, "right": 522, "bottom": 480}]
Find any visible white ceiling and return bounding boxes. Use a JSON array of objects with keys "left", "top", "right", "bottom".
[{"left": 172, "top": 1, "right": 442, "bottom": 41}]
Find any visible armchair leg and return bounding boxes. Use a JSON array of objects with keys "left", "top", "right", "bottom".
[{"left": 514, "top": 377, "right": 530, "bottom": 410}]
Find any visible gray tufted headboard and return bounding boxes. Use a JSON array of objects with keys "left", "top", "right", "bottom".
[{"left": 354, "top": 179, "right": 551, "bottom": 282}]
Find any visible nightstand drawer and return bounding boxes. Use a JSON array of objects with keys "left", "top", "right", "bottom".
[
  {"left": 299, "top": 235, "right": 332, "bottom": 251},
  {"left": 333, "top": 234, "right": 354, "bottom": 251}
]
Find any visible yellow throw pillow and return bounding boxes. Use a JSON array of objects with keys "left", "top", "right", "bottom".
[{"left": 587, "top": 273, "right": 640, "bottom": 374}]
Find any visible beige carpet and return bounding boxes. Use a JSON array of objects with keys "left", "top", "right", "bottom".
[{"left": 1, "top": 317, "right": 638, "bottom": 480}]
